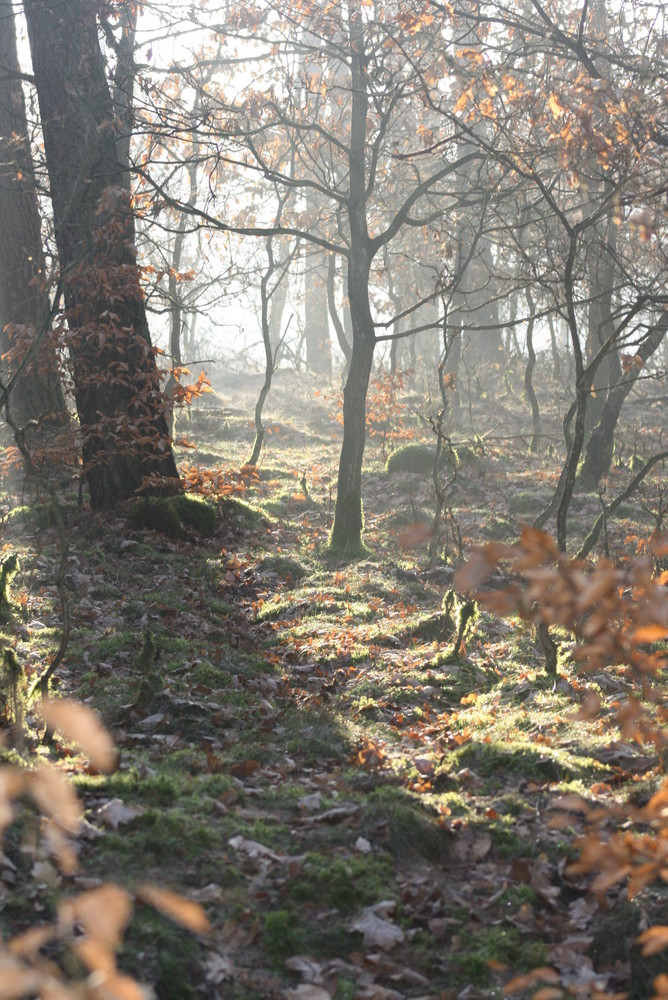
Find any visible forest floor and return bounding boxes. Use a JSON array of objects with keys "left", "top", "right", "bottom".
[{"left": 0, "top": 363, "right": 666, "bottom": 999}]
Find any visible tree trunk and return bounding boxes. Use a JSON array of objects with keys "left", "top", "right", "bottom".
[
  {"left": 578, "top": 313, "right": 668, "bottom": 491},
  {"left": 328, "top": 1, "right": 373, "bottom": 554},
  {"left": 304, "top": 248, "right": 332, "bottom": 378},
  {"left": 0, "top": 0, "right": 66, "bottom": 428},
  {"left": 327, "top": 252, "right": 352, "bottom": 375},
  {"left": 329, "top": 248, "right": 375, "bottom": 553},
  {"left": 524, "top": 289, "right": 541, "bottom": 452},
  {"left": 24, "top": 0, "right": 178, "bottom": 507}
]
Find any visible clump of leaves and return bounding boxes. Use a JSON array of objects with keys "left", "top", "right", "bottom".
[{"left": 456, "top": 527, "right": 668, "bottom": 999}]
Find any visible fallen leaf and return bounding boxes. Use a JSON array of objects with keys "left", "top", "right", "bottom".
[
  {"left": 137, "top": 884, "right": 211, "bottom": 933},
  {"left": 42, "top": 700, "right": 117, "bottom": 773},
  {"left": 283, "top": 986, "right": 331, "bottom": 1000},
  {"left": 95, "top": 798, "right": 144, "bottom": 830},
  {"left": 350, "top": 905, "right": 405, "bottom": 951},
  {"left": 228, "top": 835, "right": 286, "bottom": 862}
]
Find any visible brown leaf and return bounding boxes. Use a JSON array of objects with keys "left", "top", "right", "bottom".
[
  {"left": 350, "top": 904, "right": 405, "bottom": 951},
  {"left": 637, "top": 926, "right": 668, "bottom": 956},
  {"left": 0, "top": 960, "right": 43, "bottom": 1000},
  {"left": 137, "top": 884, "right": 211, "bottom": 934},
  {"left": 42, "top": 700, "right": 117, "bottom": 773},
  {"left": 30, "top": 765, "right": 82, "bottom": 833},
  {"left": 59, "top": 885, "right": 133, "bottom": 948},
  {"left": 504, "top": 967, "right": 560, "bottom": 994},
  {"left": 397, "top": 522, "right": 434, "bottom": 550},
  {"left": 94, "top": 798, "right": 144, "bottom": 830}
]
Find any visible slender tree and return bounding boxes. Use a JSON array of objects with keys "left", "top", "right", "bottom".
[{"left": 0, "top": 0, "right": 66, "bottom": 429}]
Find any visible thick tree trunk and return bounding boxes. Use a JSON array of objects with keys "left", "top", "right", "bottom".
[
  {"left": 0, "top": 0, "right": 66, "bottom": 428},
  {"left": 24, "top": 0, "right": 178, "bottom": 507}
]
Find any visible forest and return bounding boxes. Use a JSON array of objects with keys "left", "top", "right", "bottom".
[{"left": 0, "top": 0, "right": 667, "bottom": 998}]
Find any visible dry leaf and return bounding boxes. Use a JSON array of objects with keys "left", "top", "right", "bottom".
[
  {"left": 30, "top": 765, "right": 81, "bottom": 833},
  {"left": 638, "top": 926, "right": 668, "bottom": 956},
  {"left": 95, "top": 798, "right": 144, "bottom": 830},
  {"left": 42, "top": 700, "right": 117, "bottom": 773},
  {"left": 91, "top": 972, "right": 149, "bottom": 1000},
  {"left": 228, "top": 834, "right": 286, "bottom": 862},
  {"left": 59, "top": 885, "right": 133, "bottom": 947},
  {"left": 283, "top": 986, "right": 332, "bottom": 1000},
  {"left": 0, "top": 958, "right": 43, "bottom": 1000},
  {"left": 137, "top": 884, "right": 211, "bottom": 934},
  {"left": 350, "top": 906, "right": 405, "bottom": 950}
]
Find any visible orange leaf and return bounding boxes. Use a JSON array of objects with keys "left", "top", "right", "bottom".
[
  {"left": 638, "top": 926, "right": 668, "bottom": 956},
  {"left": 633, "top": 624, "right": 668, "bottom": 643},
  {"left": 137, "top": 884, "right": 211, "bottom": 934}
]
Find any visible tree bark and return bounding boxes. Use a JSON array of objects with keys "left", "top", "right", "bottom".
[
  {"left": 0, "top": 0, "right": 66, "bottom": 428},
  {"left": 328, "top": 1, "right": 374, "bottom": 554},
  {"left": 24, "top": 0, "right": 178, "bottom": 507},
  {"left": 578, "top": 312, "right": 668, "bottom": 491},
  {"left": 524, "top": 289, "right": 541, "bottom": 452},
  {"left": 304, "top": 247, "right": 332, "bottom": 378}
]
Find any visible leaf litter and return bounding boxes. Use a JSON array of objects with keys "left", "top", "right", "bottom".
[{"left": 0, "top": 372, "right": 666, "bottom": 998}]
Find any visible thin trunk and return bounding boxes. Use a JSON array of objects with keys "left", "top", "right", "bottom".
[
  {"left": 524, "top": 289, "right": 541, "bottom": 452},
  {"left": 578, "top": 313, "right": 668, "bottom": 490},
  {"left": 304, "top": 247, "right": 332, "bottom": 378},
  {"left": 0, "top": 0, "right": 66, "bottom": 428},
  {"left": 327, "top": 252, "right": 352, "bottom": 374},
  {"left": 248, "top": 243, "right": 275, "bottom": 467},
  {"left": 25, "top": 0, "right": 178, "bottom": 507},
  {"left": 548, "top": 313, "right": 561, "bottom": 382},
  {"left": 329, "top": 1, "right": 374, "bottom": 554}
]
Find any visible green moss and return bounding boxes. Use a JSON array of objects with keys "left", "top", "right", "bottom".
[
  {"left": 255, "top": 554, "right": 309, "bottom": 583},
  {"left": 453, "top": 925, "right": 548, "bottom": 987},
  {"left": 121, "top": 907, "right": 202, "bottom": 1000},
  {"left": 263, "top": 909, "right": 306, "bottom": 961},
  {"left": 386, "top": 443, "right": 443, "bottom": 474},
  {"left": 129, "top": 498, "right": 183, "bottom": 538},
  {"left": 0, "top": 554, "right": 19, "bottom": 609},
  {"left": 128, "top": 494, "right": 217, "bottom": 539},
  {"left": 172, "top": 494, "right": 217, "bottom": 537},
  {"left": 287, "top": 854, "right": 393, "bottom": 911},
  {"left": 361, "top": 787, "right": 451, "bottom": 861},
  {"left": 219, "top": 497, "right": 265, "bottom": 529},
  {"left": 508, "top": 490, "right": 553, "bottom": 515}
]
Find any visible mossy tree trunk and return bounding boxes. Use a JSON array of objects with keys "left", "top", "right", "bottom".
[{"left": 24, "top": 0, "right": 178, "bottom": 507}]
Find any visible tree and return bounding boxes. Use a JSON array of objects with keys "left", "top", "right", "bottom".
[
  {"left": 137, "top": 0, "right": 483, "bottom": 554},
  {"left": 24, "top": 0, "right": 178, "bottom": 508},
  {"left": 0, "top": 0, "right": 66, "bottom": 430}
]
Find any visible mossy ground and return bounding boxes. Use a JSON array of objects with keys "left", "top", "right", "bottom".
[{"left": 0, "top": 366, "right": 665, "bottom": 998}]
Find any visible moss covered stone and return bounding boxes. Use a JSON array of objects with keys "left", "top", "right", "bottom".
[{"left": 128, "top": 494, "right": 216, "bottom": 538}]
